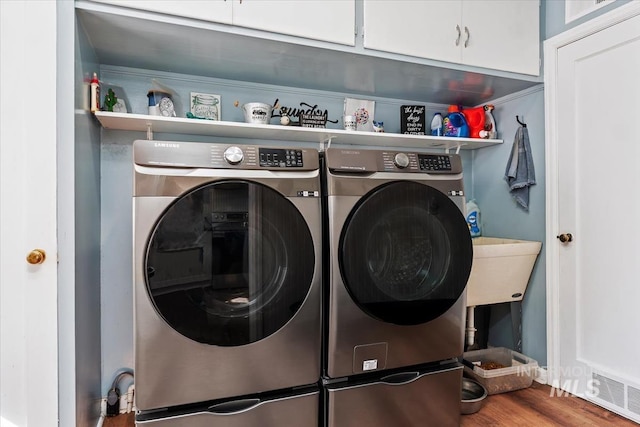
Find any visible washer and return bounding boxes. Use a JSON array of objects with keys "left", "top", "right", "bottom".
[
  {"left": 322, "top": 147, "right": 473, "bottom": 426},
  {"left": 133, "top": 140, "right": 321, "bottom": 424},
  {"left": 324, "top": 147, "right": 473, "bottom": 377}
]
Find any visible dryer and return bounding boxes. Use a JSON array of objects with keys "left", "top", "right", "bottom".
[
  {"left": 322, "top": 147, "right": 473, "bottom": 426},
  {"left": 133, "top": 140, "right": 321, "bottom": 425}
]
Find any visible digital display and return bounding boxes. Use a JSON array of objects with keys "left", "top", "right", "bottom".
[
  {"left": 259, "top": 148, "right": 303, "bottom": 167},
  {"left": 418, "top": 154, "right": 452, "bottom": 171}
]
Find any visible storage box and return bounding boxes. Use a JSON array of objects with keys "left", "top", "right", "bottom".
[{"left": 462, "top": 347, "right": 538, "bottom": 394}]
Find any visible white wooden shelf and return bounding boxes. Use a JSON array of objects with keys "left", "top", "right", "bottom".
[{"left": 94, "top": 111, "right": 503, "bottom": 151}]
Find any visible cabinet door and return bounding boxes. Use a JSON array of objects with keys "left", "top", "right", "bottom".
[
  {"left": 363, "top": 0, "right": 462, "bottom": 64},
  {"left": 461, "top": 0, "right": 540, "bottom": 75},
  {"left": 232, "top": 0, "right": 355, "bottom": 46},
  {"left": 90, "top": 0, "right": 233, "bottom": 24}
]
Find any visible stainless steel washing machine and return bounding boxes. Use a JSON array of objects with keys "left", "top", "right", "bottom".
[
  {"left": 325, "top": 147, "right": 473, "bottom": 377},
  {"left": 323, "top": 147, "right": 472, "bottom": 426},
  {"left": 133, "top": 140, "right": 321, "bottom": 424}
]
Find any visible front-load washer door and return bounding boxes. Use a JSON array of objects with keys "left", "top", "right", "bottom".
[
  {"left": 145, "top": 180, "right": 314, "bottom": 346},
  {"left": 339, "top": 181, "right": 472, "bottom": 325}
]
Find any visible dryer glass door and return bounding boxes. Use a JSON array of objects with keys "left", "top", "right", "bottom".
[
  {"left": 339, "top": 181, "right": 472, "bottom": 325},
  {"left": 144, "top": 181, "right": 314, "bottom": 346}
]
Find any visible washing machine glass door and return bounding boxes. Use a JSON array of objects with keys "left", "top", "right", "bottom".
[
  {"left": 145, "top": 180, "right": 314, "bottom": 346},
  {"left": 339, "top": 181, "right": 472, "bottom": 325}
]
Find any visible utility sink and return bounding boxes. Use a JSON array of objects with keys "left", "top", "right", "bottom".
[{"left": 466, "top": 237, "right": 542, "bottom": 307}]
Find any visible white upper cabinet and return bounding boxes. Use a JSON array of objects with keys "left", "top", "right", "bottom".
[
  {"left": 90, "top": 0, "right": 233, "bottom": 24},
  {"left": 363, "top": 1, "right": 462, "bottom": 65},
  {"left": 91, "top": 0, "right": 356, "bottom": 46},
  {"left": 363, "top": 0, "right": 540, "bottom": 76},
  {"left": 232, "top": 0, "right": 356, "bottom": 46},
  {"left": 460, "top": 1, "right": 539, "bottom": 75}
]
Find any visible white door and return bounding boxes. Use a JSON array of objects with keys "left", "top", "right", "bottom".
[
  {"left": 0, "top": 2, "right": 59, "bottom": 426},
  {"left": 363, "top": 0, "right": 462, "bottom": 63},
  {"left": 547, "top": 6, "right": 640, "bottom": 423}
]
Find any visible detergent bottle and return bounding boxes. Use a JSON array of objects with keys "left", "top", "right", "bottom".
[
  {"left": 443, "top": 105, "right": 469, "bottom": 137},
  {"left": 465, "top": 199, "right": 482, "bottom": 237},
  {"left": 430, "top": 113, "right": 443, "bottom": 136},
  {"left": 463, "top": 106, "right": 486, "bottom": 138}
]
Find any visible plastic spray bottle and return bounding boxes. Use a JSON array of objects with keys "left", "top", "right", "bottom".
[{"left": 466, "top": 199, "right": 481, "bottom": 237}]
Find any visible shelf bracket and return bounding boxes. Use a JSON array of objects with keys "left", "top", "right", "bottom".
[
  {"left": 146, "top": 123, "right": 153, "bottom": 140},
  {"left": 445, "top": 144, "right": 462, "bottom": 155},
  {"left": 322, "top": 135, "right": 335, "bottom": 152}
]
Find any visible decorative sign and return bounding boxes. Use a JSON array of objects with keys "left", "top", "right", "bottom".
[
  {"left": 299, "top": 110, "right": 328, "bottom": 128},
  {"left": 272, "top": 101, "right": 338, "bottom": 127},
  {"left": 400, "top": 105, "right": 426, "bottom": 135},
  {"left": 344, "top": 98, "right": 375, "bottom": 132}
]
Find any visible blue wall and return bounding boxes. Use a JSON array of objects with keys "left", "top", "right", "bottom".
[{"left": 471, "top": 86, "right": 546, "bottom": 366}]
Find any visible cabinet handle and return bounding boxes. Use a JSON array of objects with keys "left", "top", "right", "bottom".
[
  {"left": 464, "top": 26, "right": 470, "bottom": 48},
  {"left": 455, "top": 25, "right": 461, "bottom": 46}
]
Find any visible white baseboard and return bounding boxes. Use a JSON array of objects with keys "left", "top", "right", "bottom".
[{"left": 535, "top": 367, "right": 548, "bottom": 385}]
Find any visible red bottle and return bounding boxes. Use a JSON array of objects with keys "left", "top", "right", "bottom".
[{"left": 462, "top": 106, "right": 486, "bottom": 138}]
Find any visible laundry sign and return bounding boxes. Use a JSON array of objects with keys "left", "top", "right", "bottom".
[
  {"left": 272, "top": 101, "right": 339, "bottom": 128},
  {"left": 400, "top": 105, "right": 426, "bottom": 135}
]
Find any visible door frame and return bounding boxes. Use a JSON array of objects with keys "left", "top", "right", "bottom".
[{"left": 543, "top": 0, "right": 640, "bottom": 387}]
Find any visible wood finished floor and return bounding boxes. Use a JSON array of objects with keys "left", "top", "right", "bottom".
[
  {"left": 461, "top": 382, "right": 637, "bottom": 426},
  {"left": 104, "top": 382, "right": 638, "bottom": 426}
]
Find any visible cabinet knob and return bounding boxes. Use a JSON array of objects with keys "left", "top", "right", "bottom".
[
  {"left": 455, "top": 25, "right": 461, "bottom": 46},
  {"left": 26, "top": 249, "right": 46, "bottom": 265},
  {"left": 556, "top": 233, "right": 573, "bottom": 243}
]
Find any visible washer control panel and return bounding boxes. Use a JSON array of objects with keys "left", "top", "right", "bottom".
[
  {"left": 326, "top": 148, "right": 461, "bottom": 175},
  {"left": 259, "top": 148, "right": 303, "bottom": 168},
  {"left": 133, "top": 140, "right": 318, "bottom": 171},
  {"left": 418, "top": 154, "right": 452, "bottom": 171}
]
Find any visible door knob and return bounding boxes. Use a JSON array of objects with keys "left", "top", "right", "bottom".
[
  {"left": 26, "top": 249, "right": 46, "bottom": 265},
  {"left": 556, "top": 233, "right": 573, "bottom": 243}
]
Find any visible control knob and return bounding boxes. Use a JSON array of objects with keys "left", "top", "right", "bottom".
[
  {"left": 394, "top": 152, "right": 410, "bottom": 169},
  {"left": 224, "top": 146, "right": 244, "bottom": 165}
]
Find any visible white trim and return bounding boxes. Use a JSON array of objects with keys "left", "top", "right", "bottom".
[
  {"left": 565, "top": 0, "right": 617, "bottom": 24},
  {"left": 478, "top": 84, "right": 544, "bottom": 108},
  {"left": 534, "top": 367, "right": 548, "bottom": 385},
  {"left": 546, "top": 1, "right": 640, "bottom": 48},
  {"left": 544, "top": 0, "right": 640, "bottom": 391}
]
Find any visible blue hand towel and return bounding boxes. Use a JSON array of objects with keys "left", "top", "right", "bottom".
[{"left": 504, "top": 126, "right": 536, "bottom": 210}]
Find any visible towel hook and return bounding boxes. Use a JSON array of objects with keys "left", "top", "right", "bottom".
[{"left": 516, "top": 115, "right": 527, "bottom": 128}]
